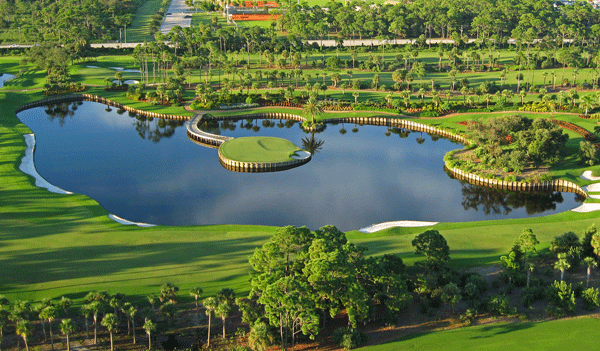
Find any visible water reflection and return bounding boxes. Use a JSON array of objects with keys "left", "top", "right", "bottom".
[
  {"left": 45, "top": 101, "right": 81, "bottom": 126},
  {"left": 302, "top": 132, "right": 325, "bottom": 155},
  {"left": 129, "top": 114, "right": 184, "bottom": 143},
  {"left": 460, "top": 182, "right": 582, "bottom": 215},
  {"left": 16, "top": 102, "right": 583, "bottom": 230}
]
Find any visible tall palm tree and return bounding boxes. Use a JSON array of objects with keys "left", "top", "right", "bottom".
[
  {"left": 101, "top": 313, "right": 118, "bottom": 351},
  {"left": 202, "top": 297, "right": 218, "bottom": 347},
  {"left": 143, "top": 319, "right": 156, "bottom": 351},
  {"left": 127, "top": 306, "right": 138, "bottom": 344},
  {"left": 554, "top": 253, "right": 571, "bottom": 282},
  {"left": 88, "top": 301, "right": 103, "bottom": 344},
  {"left": 580, "top": 95, "right": 595, "bottom": 116},
  {"left": 16, "top": 320, "right": 32, "bottom": 351},
  {"left": 189, "top": 286, "right": 203, "bottom": 321},
  {"left": 583, "top": 257, "right": 597, "bottom": 287},
  {"left": 302, "top": 98, "right": 322, "bottom": 125},
  {"left": 59, "top": 319, "right": 75, "bottom": 351},
  {"left": 41, "top": 306, "right": 57, "bottom": 351},
  {"left": 215, "top": 301, "right": 232, "bottom": 339},
  {"left": 159, "top": 283, "right": 179, "bottom": 303}
]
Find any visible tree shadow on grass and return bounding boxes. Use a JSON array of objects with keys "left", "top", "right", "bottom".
[{"left": 469, "top": 322, "right": 533, "bottom": 339}]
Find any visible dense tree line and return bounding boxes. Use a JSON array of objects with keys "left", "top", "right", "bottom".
[
  {"left": 0, "top": 0, "right": 138, "bottom": 43},
  {"left": 280, "top": 0, "right": 600, "bottom": 45}
]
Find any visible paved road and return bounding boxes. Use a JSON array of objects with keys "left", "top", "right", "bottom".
[{"left": 160, "top": 0, "right": 195, "bottom": 35}]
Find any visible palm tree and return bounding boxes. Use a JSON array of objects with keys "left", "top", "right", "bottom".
[
  {"left": 484, "top": 93, "right": 493, "bottom": 108},
  {"left": 215, "top": 301, "right": 232, "bottom": 339},
  {"left": 189, "top": 286, "right": 203, "bottom": 321},
  {"left": 554, "top": 253, "right": 571, "bottom": 282},
  {"left": 101, "top": 313, "right": 118, "bottom": 351},
  {"left": 16, "top": 320, "right": 32, "bottom": 351},
  {"left": 115, "top": 71, "right": 123, "bottom": 86},
  {"left": 57, "top": 297, "right": 72, "bottom": 317},
  {"left": 584, "top": 257, "right": 597, "bottom": 287},
  {"left": 60, "top": 319, "right": 75, "bottom": 351},
  {"left": 302, "top": 98, "right": 322, "bottom": 125},
  {"left": 352, "top": 91, "right": 359, "bottom": 104},
  {"left": 202, "top": 297, "right": 218, "bottom": 347},
  {"left": 159, "top": 283, "right": 179, "bottom": 303},
  {"left": 580, "top": 95, "right": 595, "bottom": 116},
  {"left": 40, "top": 306, "right": 57, "bottom": 351},
  {"left": 143, "top": 319, "right": 156, "bottom": 351},
  {"left": 127, "top": 306, "right": 137, "bottom": 344},
  {"left": 80, "top": 304, "right": 91, "bottom": 339},
  {"left": 88, "top": 301, "right": 103, "bottom": 344}
]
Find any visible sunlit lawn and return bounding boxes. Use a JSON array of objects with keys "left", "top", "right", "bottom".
[{"left": 365, "top": 317, "right": 600, "bottom": 351}]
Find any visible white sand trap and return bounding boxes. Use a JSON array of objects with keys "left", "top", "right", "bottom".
[
  {"left": 358, "top": 221, "right": 439, "bottom": 233},
  {"left": 0, "top": 73, "right": 16, "bottom": 88},
  {"left": 108, "top": 214, "right": 156, "bottom": 227},
  {"left": 121, "top": 69, "right": 141, "bottom": 73},
  {"left": 585, "top": 183, "right": 600, "bottom": 192},
  {"left": 291, "top": 150, "right": 311, "bottom": 160},
  {"left": 19, "top": 134, "right": 73, "bottom": 195},
  {"left": 112, "top": 79, "right": 139, "bottom": 85},
  {"left": 589, "top": 194, "right": 600, "bottom": 199},
  {"left": 86, "top": 65, "right": 100, "bottom": 68},
  {"left": 571, "top": 203, "right": 600, "bottom": 213},
  {"left": 109, "top": 67, "right": 124, "bottom": 70},
  {"left": 581, "top": 170, "right": 600, "bottom": 181}
]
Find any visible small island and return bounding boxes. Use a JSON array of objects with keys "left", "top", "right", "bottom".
[{"left": 218, "top": 136, "right": 311, "bottom": 172}]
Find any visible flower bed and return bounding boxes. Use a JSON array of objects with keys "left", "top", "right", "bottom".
[
  {"left": 259, "top": 101, "right": 303, "bottom": 108},
  {"left": 231, "top": 14, "right": 281, "bottom": 21},
  {"left": 552, "top": 119, "right": 598, "bottom": 141},
  {"left": 579, "top": 113, "right": 600, "bottom": 119}
]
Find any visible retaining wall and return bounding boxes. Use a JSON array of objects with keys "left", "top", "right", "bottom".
[
  {"left": 16, "top": 94, "right": 190, "bottom": 121},
  {"left": 218, "top": 149, "right": 311, "bottom": 173},
  {"left": 447, "top": 166, "right": 588, "bottom": 198}
]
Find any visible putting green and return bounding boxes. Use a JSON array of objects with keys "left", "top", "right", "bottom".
[{"left": 219, "top": 136, "right": 303, "bottom": 162}]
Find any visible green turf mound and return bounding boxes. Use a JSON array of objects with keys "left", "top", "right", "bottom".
[{"left": 219, "top": 136, "right": 304, "bottom": 163}]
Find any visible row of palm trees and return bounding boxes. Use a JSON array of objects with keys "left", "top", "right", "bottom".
[{"left": 0, "top": 283, "right": 238, "bottom": 351}]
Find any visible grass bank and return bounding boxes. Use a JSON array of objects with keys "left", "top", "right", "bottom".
[{"left": 364, "top": 317, "right": 600, "bottom": 351}]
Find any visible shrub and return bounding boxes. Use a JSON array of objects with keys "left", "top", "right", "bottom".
[
  {"left": 460, "top": 308, "right": 477, "bottom": 326},
  {"left": 581, "top": 287, "right": 600, "bottom": 311},
  {"left": 333, "top": 328, "right": 368, "bottom": 350},
  {"left": 488, "top": 294, "right": 514, "bottom": 315},
  {"left": 545, "top": 280, "right": 575, "bottom": 317},
  {"left": 420, "top": 110, "right": 440, "bottom": 117},
  {"left": 520, "top": 286, "right": 545, "bottom": 308}
]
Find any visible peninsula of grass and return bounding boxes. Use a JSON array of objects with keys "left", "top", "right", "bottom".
[{"left": 219, "top": 136, "right": 304, "bottom": 163}]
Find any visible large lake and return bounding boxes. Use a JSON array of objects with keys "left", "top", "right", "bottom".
[{"left": 17, "top": 101, "right": 581, "bottom": 231}]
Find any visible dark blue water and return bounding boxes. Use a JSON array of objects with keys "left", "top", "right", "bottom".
[{"left": 17, "top": 101, "right": 582, "bottom": 231}]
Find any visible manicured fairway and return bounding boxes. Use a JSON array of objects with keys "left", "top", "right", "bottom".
[
  {"left": 2, "top": 55, "right": 600, "bottom": 306},
  {"left": 365, "top": 317, "right": 600, "bottom": 351},
  {"left": 220, "top": 136, "right": 303, "bottom": 162}
]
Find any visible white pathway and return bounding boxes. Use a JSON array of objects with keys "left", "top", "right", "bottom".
[
  {"left": 160, "top": 0, "right": 194, "bottom": 35},
  {"left": 571, "top": 170, "right": 600, "bottom": 212},
  {"left": 358, "top": 221, "right": 438, "bottom": 233}
]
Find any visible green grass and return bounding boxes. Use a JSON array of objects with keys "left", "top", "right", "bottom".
[
  {"left": 2, "top": 54, "right": 600, "bottom": 308},
  {"left": 220, "top": 136, "right": 303, "bottom": 162},
  {"left": 127, "top": 0, "right": 168, "bottom": 43},
  {"left": 365, "top": 317, "right": 600, "bottom": 351}
]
